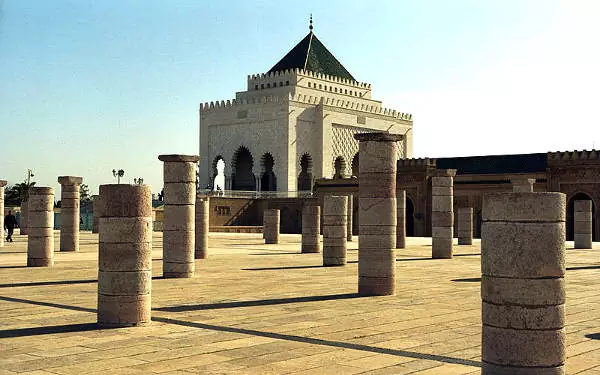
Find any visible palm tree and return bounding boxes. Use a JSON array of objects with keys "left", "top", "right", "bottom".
[{"left": 5, "top": 181, "right": 36, "bottom": 206}]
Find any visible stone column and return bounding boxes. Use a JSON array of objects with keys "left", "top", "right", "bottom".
[
  {"left": 323, "top": 195, "right": 347, "bottom": 266},
  {"left": 346, "top": 195, "right": 353, "bottom": 241},
  {"left": 396, "top": 190, "right": 406, "bottom": 249},
  {"left": 92, "top": 198, "right": 100, "bottom": 233},
  {"left": 97, "top": 184, "right": 152, "bottom": 327},
  {"left": 512, "top": 178, "right": 535, "bottom": 192},
  {"left": 27, "top": 187, "right": 54, "bottom": 267},
  {"left": 482, "top": 192, "right": 566, "bottom": 374},
  {"left": 0, "top": 180, "right": 6, "bottom": 247},
  {"left": 457, "top": 207, "right": 473, "bottom": 245},
  {"left": 195, "top": 196, "right": 209, "bottom": 259},
  {"left": 20, "top": 200, "right": 28, "bottom": 235},
  {"left": 58, "top": 176, "right": 82, "bottom": 252},
  {"left": 432, "top": 169, "right": 456, "bottom": 259},
  {"left": 574, "top": 200, "right": 593, "bottom": 249},
  {"left": 159, "top": 154, "right": 199, "bottom": 278},
  {"left": 301, "top": 203, "right": 320, "bottom": 253},
  {"left": 355, "top": 133, "right": 401, "bottom": 296},
  {"left": 263, "top": 209, "right": 280, "bottom": 244}
]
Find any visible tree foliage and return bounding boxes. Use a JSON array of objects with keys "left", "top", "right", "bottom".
[{"left": 4, "top": 181, "right": 36, "bottom": 206}]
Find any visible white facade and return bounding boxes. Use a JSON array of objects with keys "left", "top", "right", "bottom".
[{"left": 199, "top": 68, "right": 413, "bottom": 192}]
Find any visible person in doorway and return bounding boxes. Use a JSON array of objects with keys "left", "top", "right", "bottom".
[{"left": 4, "top": 210, "right": 17, "bottom": 243}]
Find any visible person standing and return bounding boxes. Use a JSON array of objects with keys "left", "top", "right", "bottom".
[{"left": 4, "top": 210, "right": 17, "bottom": 242}]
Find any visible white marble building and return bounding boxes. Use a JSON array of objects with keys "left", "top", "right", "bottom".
[{"left": 199, "top": 22, "right": 413, "bottom": 192}]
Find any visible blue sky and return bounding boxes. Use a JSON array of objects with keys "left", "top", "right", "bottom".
[{"left": 1, "top": 1, "right": 599, "bottom": 196}]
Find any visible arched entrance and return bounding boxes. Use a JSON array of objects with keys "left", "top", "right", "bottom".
[
  {"left": 212, "top": 155, "right": 226, "bottom": 191},
  {"left": 260, "top": 153, "right": 277, "bottom": 192},
  {"left": 297, "top": 153, "right": 313, "bottom": 191},
  {"left": 406, "top": 196, "right": 415, "bottom": 237},
  {"left": 231, "top": 146, "right": 256, "bottom": 191},
  {"left": 333, "top": 156, "right": 346, "bottom": 179},
  {"left": 351, "top": 153, "right": 359, "bottom": 178},
  {"left": 567, "top": 193, "right": 596, "bottom": 241}
]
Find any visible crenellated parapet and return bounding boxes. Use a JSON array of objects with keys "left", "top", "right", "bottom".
[
  {"left": 199, "top": 94, "right": 289, "bottom": 112},
  {"left": 548, "top": 149, "right": 600, "bottom": 166},
  {"left": 200, "top": 92, "right": 413, "bottom": 121},
  {"left": 398, "top": 158, "right": 436, "bottom": 167},
  {"left": 247, "top": 68, "right": 371, "bottom": 91},
  {"left": 291, "top": 93, "right": 412, "bottom": 121},
  {"left": 397, "top": 158, "right": 436, "bottom": 168}
]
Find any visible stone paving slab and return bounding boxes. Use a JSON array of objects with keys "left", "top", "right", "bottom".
[{"left": 0, "top": 230, "right": 600, "bottom": 374}]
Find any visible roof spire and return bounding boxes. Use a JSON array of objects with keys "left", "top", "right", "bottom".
[{"left": 309, "top": 14, "right": 313, "bottom": 32}]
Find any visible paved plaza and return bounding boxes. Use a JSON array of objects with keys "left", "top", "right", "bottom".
[{"left": 1, "top": 231, "right": 600, "bottom": 374}]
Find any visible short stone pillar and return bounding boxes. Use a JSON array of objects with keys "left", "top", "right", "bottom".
[
  {"left": 27, "top": 187, "right": 54, "bottom": 267},
  {"left": 195, "top": 196, "right": 209, "bottom": 259},
  {"left": 432, "top": 169, "right": 456, "bottom": 259},
  {"left": 346, "top": 195, "right": 353, "bottom": 241},
  {"left": 482, "top": 192, "right": 566, "bottom": 374},
  {"left": 159, "top": 154, "right": 199, "bottom": 278},
  {"left": 0, "top": 180, "right": 6, "bottom": 247},
  {"left": 512, "top": 178, "right": 535, "bottom": 193},
  {"left": 301, "top": 203, "right": 320, "bottom": 253},
  {"left": 355, "top": 133, "right": 401, "bottom": 296},
  {"left": 20, "top": 200, "right": 28, "bottom": 235},
  {"left": 58, "top": 176, "right": 83, "bottom": 252},
  {"left": 92, "top": 198, "right": 100, "bottom": 233},
  {"left": 396, "top": 190, "right": 406, "bottom": 249},
  {"left": 574, "top": 200, "right": 593, "bottom": 249},
  {"left": 263, "top": 209, "right": 280, "bottom": 244},
  {"left": 97, "top": 184, "right": 152, "bottom": 327},
  {"left": 457, "top": 207, "right": 473, "bottom": 245},
  {"left": 323, "top": 195, "right": 347, "bottom": 266}
]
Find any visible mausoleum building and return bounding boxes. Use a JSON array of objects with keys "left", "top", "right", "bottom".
[{"left": 199, "top": 21, "right": 413, "bottom": 192}]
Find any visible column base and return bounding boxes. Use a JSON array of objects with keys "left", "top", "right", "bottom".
[
  {"left": 97, "top": 293, "right": 151, "bottom": 327},
  {"left": 482, "top": 361, "right": 564, "bottom": 375},
  {"left": 163, "top": 272, "right": 194, "bottom": 278},
  {"left": 27, "top": 258, "right": 53, "bottom": 267},
  {"left": 301, "top": 245, "right": 320, "bottom": 253},
  {"left": 97, "top": 321, "right": 152, "bottom": 329},
  {"left": 358, "top": 276, "right": 395, "bottom": 296},
  {"left": 432, "top": 237, "right": 453, "bottom": 258},
  {"left": 458, "top": 238, "right": 473, "bottom": 245}
]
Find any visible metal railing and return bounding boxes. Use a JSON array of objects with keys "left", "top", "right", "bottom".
[{"left": 197, "top": 189, "right": 313, "bottom": 199}]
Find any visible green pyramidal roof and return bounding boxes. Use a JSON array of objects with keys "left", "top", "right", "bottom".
[{"left": 268, "top": 32, "right": 356, "bottom": 81}]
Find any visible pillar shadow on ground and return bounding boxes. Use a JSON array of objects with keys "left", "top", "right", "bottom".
[
  {"left": 249, "top": 252, "right": 300, "bottom": 255},
  {"left": 0, "top": 295, "right": 481, "bottom": 368},
  {"left": 154, "top": 293, "right": 361, "bottom": 312},
  {"left": 243, "top": 265, "right": 324, "bottom": 271},
  {"left": 566, "top": 265, "right": 600, "bottom": 271},
  {"left": 452, "top": 278, "right": 482, "bottom": 282},
  {"left": 0, "top": 275, "right": 168, "bottom": 288},
  {"left": 0, "top": 279, "right": 98, "bottom": 288},
  {"left": 0, "top": 323, "right": 97, "bottom": 338},
  {"left": 152, "top": 316, "right": 482, "bottom": 368}
]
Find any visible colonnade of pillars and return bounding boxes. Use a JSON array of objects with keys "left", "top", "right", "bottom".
[{"left": 2, "top": 136, "right": 591, "bottom": 372}]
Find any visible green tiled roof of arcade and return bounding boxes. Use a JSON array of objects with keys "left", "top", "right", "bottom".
[{"left": 268, "top": 19, "right": 356, "bottom": 82}]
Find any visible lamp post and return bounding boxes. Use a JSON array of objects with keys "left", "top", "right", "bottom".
[{"left": 112, "top": 169, "right": 125, "bottom": 184}]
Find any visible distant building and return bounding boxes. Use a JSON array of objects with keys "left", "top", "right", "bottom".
[
  {"left": 199, "top": 20, "right": 413, "bottom": 192},
  {"left": 314, "top": 150, "right": 600, "bottom": 241}
]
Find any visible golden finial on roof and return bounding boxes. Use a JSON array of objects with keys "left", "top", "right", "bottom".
[{"left": 309, "top": 14, "right": 313, "bottom": 32}]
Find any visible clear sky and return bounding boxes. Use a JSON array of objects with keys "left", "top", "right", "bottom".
[{"left": 1, "top": 0, "right": 599, "bottom": 196}]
